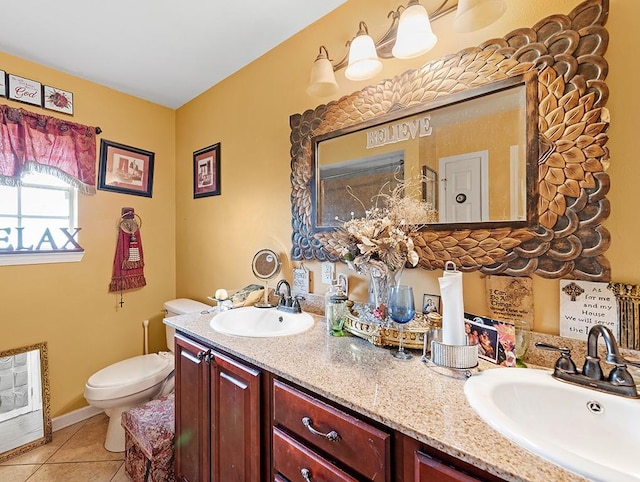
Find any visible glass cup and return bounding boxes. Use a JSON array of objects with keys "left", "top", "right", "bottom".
[
  {"left": 388, "top": 285, "right": 415, "bottom": 360},
  {"left": 514, "top": 319, "right": 531, "bottom": 367}
]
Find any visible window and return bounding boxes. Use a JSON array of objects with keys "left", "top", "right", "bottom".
[{"left": 0, "top": 172, "right": 83, "bottom": 266}]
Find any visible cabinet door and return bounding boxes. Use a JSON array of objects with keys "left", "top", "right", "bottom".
[
  {"left": 415, "top": 451, "right": 482, "bottom": 482},
  {"left": 210, "top": 351, "right": 261, "bottom": 482},
  {"left": 175, "top": 334, "right": 211, "bottom": 482}
]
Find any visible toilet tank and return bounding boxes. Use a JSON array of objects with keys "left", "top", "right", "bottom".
[{"left": 163, "top": 298, "right": 211, "bottom": 352}]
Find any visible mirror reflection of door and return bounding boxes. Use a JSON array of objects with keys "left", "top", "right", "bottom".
[{"left": 438, "top": 150, "right": 488, "bottom": 223}]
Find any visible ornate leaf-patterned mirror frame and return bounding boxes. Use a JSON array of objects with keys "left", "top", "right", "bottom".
[{"left": 290, "top": 0, "right": 610, "bottom": 281}]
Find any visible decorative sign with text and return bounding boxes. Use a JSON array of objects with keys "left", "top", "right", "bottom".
[
  {"left": 0, "top": 227, "right": 82, "bottom": 253},
  {"left": 559, "top": 280, "right": 618, "bottom": 340},
  {"left": 486, "top": 275, "right": 534, "bottom": 325},
  {"left": 366, "top": 114, "right": 432, "bottom": 149},
  {"left": 292, "top": 264, "right": 310, "bottom": 296},
  {"left": 7, "top": 74, "right": 42, "bottom": 107}
]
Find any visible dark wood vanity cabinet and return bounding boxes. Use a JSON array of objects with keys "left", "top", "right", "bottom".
[
  {"left": 175, "top": 333, "right": 262, "bottom": 482},
  {"left": 174, "top": 332, "right": 504, "bottom": 482}
]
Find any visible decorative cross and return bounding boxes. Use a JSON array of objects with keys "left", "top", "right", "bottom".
[{"left": 562, "top": 282, "right": 585, "bottom": 302}]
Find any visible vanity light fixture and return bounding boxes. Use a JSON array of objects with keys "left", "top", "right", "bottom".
[
  {"left": 306, "top": 46, "right": 339, "bottom": 97},
  {"left": 453, "top": 0, "right": 507, "bottom": 33},
  {"left": 392, "top": 0, "right": 438, "bottom": 59},
  {"left": 344, "top": 22, "right": 383, "bottom": 81},
  {"left": 307, "top": 0, "right": 506, "bottom": 97}
]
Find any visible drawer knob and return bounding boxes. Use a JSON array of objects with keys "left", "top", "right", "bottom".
[
  {"left": 301, "top": 468, "right": 312, "bottom": 481},
  {"left": 301, "top": 416, "right": 340, "bottom": 442}
]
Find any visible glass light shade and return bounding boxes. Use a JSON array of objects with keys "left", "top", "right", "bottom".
[
  {"left": 392, "top": 2, "right": 437, "bottom": 59},
  {"left": 345, "top": 33, "right": 382, "bottom": 81},
  {"left": 307, "top": 55, "right": 338, "bottom": 97},
  {"left": 454, "top": 0, "right": 506, "bottom": 33}
]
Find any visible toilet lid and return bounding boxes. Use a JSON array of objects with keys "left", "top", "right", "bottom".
[{"left": 85, "top": 353, "right": 173, "bottom": 400}]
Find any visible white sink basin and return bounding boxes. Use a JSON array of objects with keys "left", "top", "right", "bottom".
[
  {"left": 464, "top": 368, "right": 640, "bottom": 482},
  {"left": 210, "top": 306, "right": 315, "bottom": 337}
]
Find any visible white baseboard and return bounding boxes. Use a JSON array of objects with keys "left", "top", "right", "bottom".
[{"left": 52, "top": 405, "right": 103, "bottom": 432}]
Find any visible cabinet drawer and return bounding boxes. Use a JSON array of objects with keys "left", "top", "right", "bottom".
[
  {"left": 273, "top": 428, "right": 359, "bottom": 482},
  {"left": 273, "top": 380, "right": 390, "bottom": 481},
  {"left": 415, "top": 451, "right": 483, "bottom": 481}
]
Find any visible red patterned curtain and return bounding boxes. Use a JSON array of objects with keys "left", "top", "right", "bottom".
[{"left": 0, "top": 105, "right": 97, "bottom": 194}]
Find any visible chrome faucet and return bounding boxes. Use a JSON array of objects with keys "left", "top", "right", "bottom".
[
  {"left": 536, "top": 324, "right": 640, "bottom": 398},
  {"left": 275, "top": 279, "right": 291, "bottom": 301},
  {"left": 275, "top": 279, "right": 304, "bottom": 314}
]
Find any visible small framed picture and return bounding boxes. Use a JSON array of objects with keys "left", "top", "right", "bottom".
[
  {"left": 193, "top": 143, "right": 221, "bottom": 198},
  {"left": 43, "top": 85, "right": 73, "bottom": 115},
  {"left": 0, "top": 70, "right": 6, "bottom": 98},
  {"left": 422, "top": 293, "right": 441, "bottom": 314},
  {"left": 465, "top": 316, "right": 500, "bottom": 364},
  {"left": 98, "top": 139, "right": 155, "bottom": 198},
  {"left": 7, "top": 74, "right": 42, "bottom": 106}
]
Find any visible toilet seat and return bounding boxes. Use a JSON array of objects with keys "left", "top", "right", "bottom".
[{"left": 84, "top": 353, "right": 174, "bottom": 401}]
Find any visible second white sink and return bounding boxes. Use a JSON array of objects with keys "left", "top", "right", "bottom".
[
  {"left": 464, "top": 368, "right": 640, "bottom": 482},
  {"left": 210, "top": 306, "right": 315, "bottom": 337}
]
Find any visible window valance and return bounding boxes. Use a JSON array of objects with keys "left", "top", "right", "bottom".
[{"left": 0, "top": 105, "right": 97, "bottom": 194}]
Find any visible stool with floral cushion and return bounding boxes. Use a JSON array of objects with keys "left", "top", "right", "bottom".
[{"left": 121, "top": 392, "right": 175, "bottom": 482}]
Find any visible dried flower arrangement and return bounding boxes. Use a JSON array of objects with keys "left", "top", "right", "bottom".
[{"left": 328, "top": 173, "right": 438, "bottom": 277}]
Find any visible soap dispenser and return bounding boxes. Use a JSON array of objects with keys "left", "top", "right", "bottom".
[{"left": 325, "top": 282, "right": 348, "bottom": 337}]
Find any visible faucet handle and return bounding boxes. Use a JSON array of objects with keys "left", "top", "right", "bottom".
[
  {"left": 292, "top": 295, "right": 305, "bottom": 313},
  {"left": 608, "top": 365, "right": 636, "bottom": 389},
  {"left": 535, "top": 342, "right": 578, "bottom": 374}
]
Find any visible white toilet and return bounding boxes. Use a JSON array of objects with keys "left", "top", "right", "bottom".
[{"left": 84, "top": 298, "right": 210, "bottom": 452}]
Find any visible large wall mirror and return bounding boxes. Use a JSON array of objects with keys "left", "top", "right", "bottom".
[
  {"left": 290, "top": 0, "right": 610, "bottom": 281},
  {"left": 0, "top": 342, "right": 52, "bottom": 463}
]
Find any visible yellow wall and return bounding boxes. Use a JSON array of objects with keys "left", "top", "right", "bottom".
[
  {"left": 175, "top": 0, "right": 638, "bottom": 335},
  {"left": 0, "top": 53, "right": 177, "bottom": 416},
  {"left": 2, "top": 0, "right": 637, "bottom": 419}
]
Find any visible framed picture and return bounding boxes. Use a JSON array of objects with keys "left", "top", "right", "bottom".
[
  {"left": 0, "top": 71, "right": 6, "bottom": 98},
  {"left": 43, "top": 85, "right": 73, "bottom": 115},
  {"left": 421, "top": 165, "right": 437, "bottom": 207},
  {"left": 465, "top": 316, "right": 500, "bottom": 364},
  {"left": 97, "top": 139, "right": 154, "bottom": 198},
  {"left": 422, "top": 293, "right": 441, "bottom": 314},
  {"left": 7, "top": 74, "right": 42, "bottom": 107},
  {"left": 193, "top": 143, "right": 221, "bottom": 198}
]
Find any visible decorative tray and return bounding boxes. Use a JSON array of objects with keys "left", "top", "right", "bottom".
[{"left": 344, "top": 302, "right": 430, "bottom": 349}]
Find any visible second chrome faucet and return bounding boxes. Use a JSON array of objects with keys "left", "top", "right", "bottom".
[{"left": 537, "top": 324, "right": 640, "bottom": 398}]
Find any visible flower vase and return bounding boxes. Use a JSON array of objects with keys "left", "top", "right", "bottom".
[{"left": 368, "top": 266, "right": 403, "bottom": 325}]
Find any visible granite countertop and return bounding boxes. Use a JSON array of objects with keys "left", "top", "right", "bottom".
[{"left": 165, "top": 310, "right": 586, "bottom": 482}]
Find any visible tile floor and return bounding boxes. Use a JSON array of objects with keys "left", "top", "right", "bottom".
[{"left": 0, "top": 413, "right": 129, "bottom": 482}]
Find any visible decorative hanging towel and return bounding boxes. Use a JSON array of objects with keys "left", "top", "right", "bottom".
[{"left": 109, "top": 208, "right": 146, "bottom": 293}]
